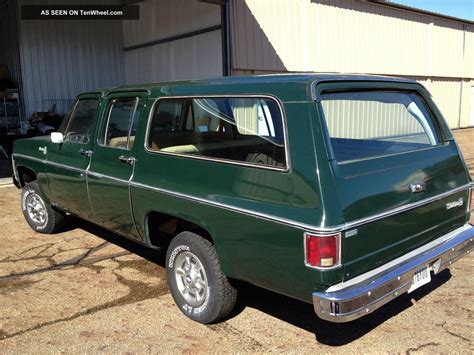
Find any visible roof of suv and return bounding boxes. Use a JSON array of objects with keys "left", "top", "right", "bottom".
[{"left": 84, "top": 74, "right": 419, "bottom": 102}]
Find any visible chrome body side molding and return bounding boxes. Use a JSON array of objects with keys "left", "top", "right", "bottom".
[{"left": 12, "top": 153, "right": 473, "bottom": 234}]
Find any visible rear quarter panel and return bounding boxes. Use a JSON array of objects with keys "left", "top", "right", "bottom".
[{"left": 131, "top": 99, "right": 340, "bottom": 302}]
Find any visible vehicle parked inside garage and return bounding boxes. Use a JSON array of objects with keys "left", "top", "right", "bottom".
[{"left": 11, "top": 74, "right": 474, "bottom": 323}]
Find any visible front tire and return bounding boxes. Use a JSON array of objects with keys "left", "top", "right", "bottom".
[
  {"left": 166, "top": 231, "right": 237, "bottom": 323},
  {"left": 21, "top": 181, "right": 65, "bottom": 234}
]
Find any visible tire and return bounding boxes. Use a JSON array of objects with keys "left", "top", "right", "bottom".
[
  {"left": 166, "top": 231, "right": 237, "bottom": 323},
  {"left": 21, "top": 181, "right": 65, "bottom": 234}
]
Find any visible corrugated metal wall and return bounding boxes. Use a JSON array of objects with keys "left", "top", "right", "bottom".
[
  {"left": 18, "top": 0, "right": 125, "bottom": 118},
  {"left": 0, "top": 0, "right": 21, "bottom": 87},
  {"left": 322, "top": 97, "right": 424, "bottom": 140},
  {"left": 231, "top": 0, "right": 474, "bottom": 129},
  {"left": 122, "top": 0, "right": 222, "bottom": 84}
]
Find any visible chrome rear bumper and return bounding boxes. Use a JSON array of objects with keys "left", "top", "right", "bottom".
[{"left": 313, "top": 224, "right": 474, "bottom": 322}]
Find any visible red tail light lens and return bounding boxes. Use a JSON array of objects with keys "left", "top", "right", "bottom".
[{"left": 305, "top": 233, "right": 341, "bottom": 268}]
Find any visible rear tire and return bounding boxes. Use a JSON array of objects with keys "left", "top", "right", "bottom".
[
  {"left": 166, "top": 231, "right": 237, "bottom": 323},
  {"left": 21, "top": 181, "right": 65, "bottom": 234}
]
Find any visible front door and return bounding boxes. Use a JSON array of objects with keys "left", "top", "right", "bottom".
[
  {"left": 46, "top": 95, "right": 101, "bottom": 218},
  {"left": 87, "top": 92, "right": 146, "bottom": 241}
]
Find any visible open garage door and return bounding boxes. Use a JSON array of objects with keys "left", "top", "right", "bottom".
[{"left": 123, "top": 0, "right": 227, "bottom": 84}]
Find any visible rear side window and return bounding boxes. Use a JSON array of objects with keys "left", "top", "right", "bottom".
[
  {"left": 99, "top": 97, "right": 143, "bottom": 149},
  {"left": 320, "top": 91, "right": 440, "bottom": 162},
  {"left": 147, "top": 97, "right": 286, "bottom": 169}
]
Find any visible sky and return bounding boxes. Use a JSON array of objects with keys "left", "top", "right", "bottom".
[{"left": 393, "top": 0, "right": 474, "bottom": 21}]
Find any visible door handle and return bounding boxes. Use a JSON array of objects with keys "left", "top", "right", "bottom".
[
  {"left": 79, "top": 149, "right": 93, "bottom": 157},
  {"left": 410, "top": 182, "right": 426, "bottom": 193},
  {"left": 119, "top": 156, "right": 135, "bottom": 165}
]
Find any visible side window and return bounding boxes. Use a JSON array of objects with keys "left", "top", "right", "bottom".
[
  {"left": 99, "top": 97, "right": 143, "bottom": 149},
  {"left": 63, "top": 99, "right": 98, "bottom": 144},
  {"left": 149, "top": 99, "right": 182, "bottom": 134},
  {"left": 147, "top": 97, "right": 286, "bottom": 169}
]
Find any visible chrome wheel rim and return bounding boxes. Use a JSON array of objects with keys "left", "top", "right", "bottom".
[
  {"left": 174, "top": 251, "right": 208, "bottom": 307},
  {"left": 26, "top": 193, "right": 47, "bottom": 225}
]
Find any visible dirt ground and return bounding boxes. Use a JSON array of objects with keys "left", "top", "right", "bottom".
[{"left": 1, "top": 130, "right": 473, "bottom": 353}]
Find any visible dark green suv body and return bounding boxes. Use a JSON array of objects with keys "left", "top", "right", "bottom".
[{"left": 12, "top": 74, "right": 474, "bottom": 323}]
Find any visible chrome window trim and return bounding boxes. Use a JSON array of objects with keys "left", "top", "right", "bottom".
[
  {"left": 11, "top": 153, "right": 473, "bottom": 234},
  {"left": 63, "top": 100, "right": 79, "bottom": 139},
  {"left": 126, "top": 97, "right": 140, "bottom": 149},
  {"left": 143, "top": 94, "right": 291, "bottom": 173},
  {"left": 98, "top": 96, "right": 142, "bottom": 150},
  {"left": 318, "top": 92, "right": 444, "bottom": 164}
]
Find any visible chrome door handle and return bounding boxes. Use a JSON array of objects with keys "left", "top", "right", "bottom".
[
  {"left": 119, "top": 156, "right": 135, "bottom": 165},
  {"left": 410, "top": 182, "right": 426, "bottom": 193},
  {"left": 79, "top": 149, "right": 93, "bottom": 157}
]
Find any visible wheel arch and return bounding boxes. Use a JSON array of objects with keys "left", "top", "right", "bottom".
[
  {"left": 145, "top": 210, "right": 233, "bottom": 276},
  {"left": 16, "top": 165, "right": 38, "bottom": 187}
]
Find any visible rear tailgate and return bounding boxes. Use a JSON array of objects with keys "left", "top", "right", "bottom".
[
  {"left": 317, "top": 85, "right": 471, "bottom": 281},
  {"left": 333, "top": 144, "right": 470, "bottom": 280}
]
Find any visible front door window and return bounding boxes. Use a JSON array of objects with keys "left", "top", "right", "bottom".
[{"left": 63, "top": 99, "right": 98, "bottom": 144}]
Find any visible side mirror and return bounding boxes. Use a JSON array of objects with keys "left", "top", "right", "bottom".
[{"left": 51, "top": 132, "right": 64, "bottom": 144}]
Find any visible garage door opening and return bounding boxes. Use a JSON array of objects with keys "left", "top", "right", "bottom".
[{"left": 122, "top": 0, "right": 229, "bottom": 84}]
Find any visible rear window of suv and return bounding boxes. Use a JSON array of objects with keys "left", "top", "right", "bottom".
[{"left": 320, "top": 91, "right": 440, "bottom": 162}]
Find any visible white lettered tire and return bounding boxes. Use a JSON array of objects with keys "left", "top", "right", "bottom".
[
  {"left": 166, "top": 231, "right": 237, "bottom": 323},
  {"left": 21, "top": 181, "right": 65, "bottom": 234}
]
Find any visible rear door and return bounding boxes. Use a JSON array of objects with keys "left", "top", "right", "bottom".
[
  {"left": 316, "top": 83, "right": 471, "bottom": 280},
  {"left": 87, "top": 92, "right": 147, "bottom": 241}
]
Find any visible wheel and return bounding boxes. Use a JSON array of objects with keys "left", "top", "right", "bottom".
[
  {"left": 21, "top": 181, "right": 65, "bottom": 234},
  {"left": 166, "top": 231, "right": 237, "bottom": 323}
]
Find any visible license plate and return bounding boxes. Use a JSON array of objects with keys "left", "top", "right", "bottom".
[{"left": 408, "top": 265, "right": 431, "bottom": 293}]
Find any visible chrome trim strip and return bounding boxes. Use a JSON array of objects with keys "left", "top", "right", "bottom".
[
  {"left": 130, "top": 181, "right": 471, "bottom": 233},
  {"left": 129, "top": 180, "right": 318, "bottom": 231},
  {"left": 87, "top": 170, "right": 128, "bottom": 185},
  {"left": 12, "top": 154, "right": 84, "bottom": 174},
  {"left": 342, "top": 183, "right": 470, "bottom": 231},
  {"left": 312, "top": 224, "right": 474, "bottom": 322},
  {"left": 142, "top": 94, "right": 291, "bottom": 173},
  {"left": 11, "top": 153, "right": 473, "bottom": 233}
]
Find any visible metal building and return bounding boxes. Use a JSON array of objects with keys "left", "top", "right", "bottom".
[{"left": 1, "top": 0, "right": 473, "bottom": 129}]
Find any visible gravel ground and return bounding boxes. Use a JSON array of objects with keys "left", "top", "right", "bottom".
[{"left": 1, "top": 129, "right": 473, "bottom": 353}]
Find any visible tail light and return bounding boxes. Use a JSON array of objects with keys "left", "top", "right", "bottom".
[{"left": 304, "top": 233, "right": 341, "bottom": 269}]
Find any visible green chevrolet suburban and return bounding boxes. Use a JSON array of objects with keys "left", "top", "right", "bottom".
[{"left": 12, "top": 75, "right": 474, "bottom": 323}]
